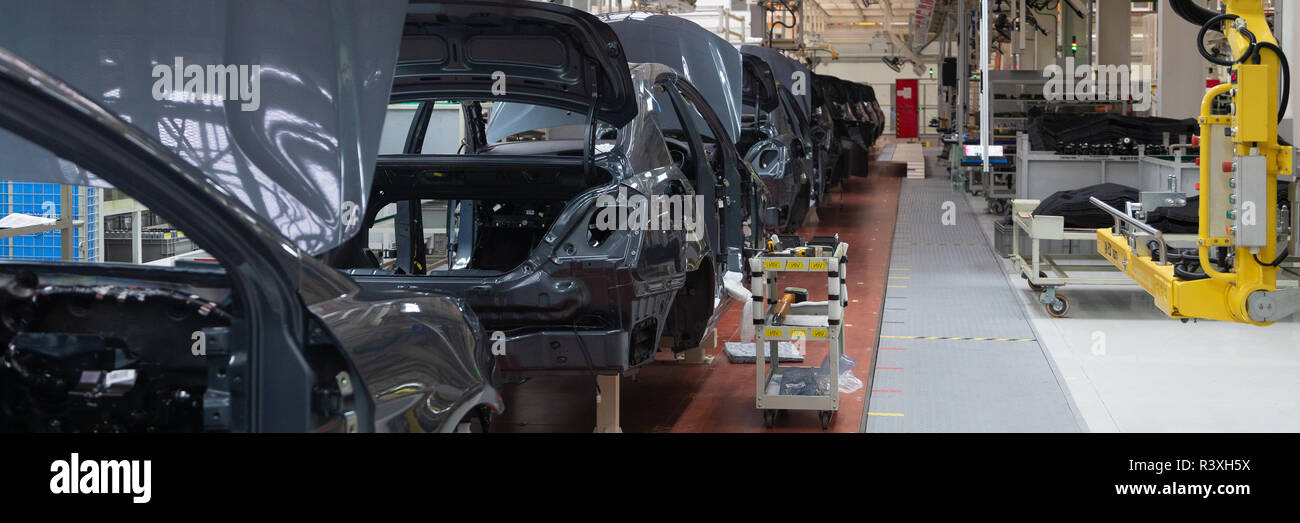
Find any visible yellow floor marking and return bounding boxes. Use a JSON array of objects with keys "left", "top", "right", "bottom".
[{"left": 867, "top": 412, "right": 905, "bottom": 417}]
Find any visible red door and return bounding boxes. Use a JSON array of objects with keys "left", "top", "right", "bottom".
[{"left": 895, "top": 79, "right": 919, "bottom": 139}]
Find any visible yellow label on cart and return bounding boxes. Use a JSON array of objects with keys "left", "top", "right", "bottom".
[
  {"left": 785, "top": 261, "right": 805, "bottom": 270},
  {"left": 811, "top": 329, "right": 829, "bottom": 338},
  {"left": 764, "top": 328, "right": 784, "bottom": 337},
  {"left": 789, "top": 329, "right": 807, "bottom": 339},
  {"left": 763, "top": 260, "right": 783, "bottom": 269},
  {"left": 810, "top": 261, "right": 827, "bottom": 270}
]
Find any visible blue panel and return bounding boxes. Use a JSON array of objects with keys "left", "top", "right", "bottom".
[{"left": 0, "top": 182, "right": 97, "bottom": 261}]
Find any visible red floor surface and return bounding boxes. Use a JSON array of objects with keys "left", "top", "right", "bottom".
[{"left": 493, "top": 161, "right": 905, "bottom": 432}]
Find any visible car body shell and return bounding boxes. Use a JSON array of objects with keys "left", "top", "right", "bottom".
[
  {"left": 739, "top": 53, "right": 813, "bottom": 232},
  {"left": 343, "top": 62, "right": 734, "bottom": 376}
]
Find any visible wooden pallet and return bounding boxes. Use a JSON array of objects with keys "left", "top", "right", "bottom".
[{"left": 893, "top": 143, "right": 926, "bottom": 179}]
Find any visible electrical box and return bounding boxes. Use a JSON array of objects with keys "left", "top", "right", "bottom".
[
  {"left": 1233, "top": 154, "right": 1269, "bottom": 248},
  {"left": 1235, "top": 64, "right": 1275, "bottom": 143}
]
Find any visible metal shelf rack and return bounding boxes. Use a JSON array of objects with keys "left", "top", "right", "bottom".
[{"left": 748, "top": 240, "right": 849, "bottom": 429}]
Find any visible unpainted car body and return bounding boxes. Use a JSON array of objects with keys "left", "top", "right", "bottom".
[
  {"left": 598, "top": 11, "right": 777, "bottom": 245},
  {"left": 809, "top": 76, "right": 844, "bottom": 190},
  {"left": 737, "top": 45, "right": 830, "bottom": 210},
  {"left": 328, "top": 1, "right": 747, "bottom": 378},
  {"left": 737, "top": 53, "right": 813, "bottom": 232},
  {"left": 0, "top": 0, "right": 500, "bottom": 433},
  {"left": 818, "top": 75, "right": 871, "bottom": 180},
  {"left": 853, "top": 83, "right": 887, "bottom": 146}
]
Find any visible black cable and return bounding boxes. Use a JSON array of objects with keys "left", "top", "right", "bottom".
[
  {"left": 571, "top": 313, "right": 606, "bottom": 399},
  {"left": 766, "top": 2, "right": 798, "bottom": 45},
  {"left": 1169, "top": 0, "right": 1220, "bottom": 27},
  {"left": 36, "top": 284, "right": 233, "bottom": 323},
  {"left": 1175, "top": 264, "right": 1210, "bottom": 281},
  {"left": 1254, "top": 247, "right": 1290, "bottom": 267},
  {"left": 1197, "top": 14, "right": 1255, "bottom": 67},
  {"left": 1147, "top": 240, "right": 1221, "bottom": 281}
]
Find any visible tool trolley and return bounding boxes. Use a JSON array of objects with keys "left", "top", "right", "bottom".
[{"left": 749, "top": 236, "right": 849, "bottom": 429}]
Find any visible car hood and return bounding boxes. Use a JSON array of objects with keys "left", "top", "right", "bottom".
[
  {"left": 392, "top": 1, "right": 637, "bottom": 128},
  {"left": 739, "top": 46, "right": 811, "bottom": 120},
  {"left": 0, "top": 0, "right": 407, "bottom": 255},
  {"left": 600, "top": 11, "right": 743, "bottom": 143}
]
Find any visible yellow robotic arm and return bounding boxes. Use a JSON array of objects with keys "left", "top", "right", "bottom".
[{"left": 1094, "top": 0, "right": 1294, "bottom": 324}]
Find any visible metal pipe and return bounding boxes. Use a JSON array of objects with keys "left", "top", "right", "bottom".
[
  {"left": 957, "top": 0, "right": 967, "bottom": 144},
  {"left": 980, "top": 0, "right": 990, "bottom": 172},
  {"left": 1089, "top": 196, "right": 1169, "bottom": 265}
]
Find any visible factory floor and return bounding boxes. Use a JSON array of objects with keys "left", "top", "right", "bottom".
[
  {"left": 491, "top": 150, "right": 906, "bottom": 433},
  {"left": 971, "top": 197, "right": 1300, "bottom": 432},
  {"left": 492, "top": 139, "right": 1300, "bottom": 433}
]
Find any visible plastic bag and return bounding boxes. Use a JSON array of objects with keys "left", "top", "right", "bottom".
[
  {"left": 779, "top": 367, "right": 824, "bottom": 396},
  {"left": 740, "top": 300, "right": 755, "bottom": 342},
  {"left": 815, "top": 352, "right": 863, "bottom": 394}
]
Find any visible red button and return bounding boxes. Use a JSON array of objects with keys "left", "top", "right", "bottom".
[
  {"left": 1222, "top": 161, "right": 1235, "bottom": 172},
  {"left": 1196, "top": 182, "right": 1201, "bottom": 190}
]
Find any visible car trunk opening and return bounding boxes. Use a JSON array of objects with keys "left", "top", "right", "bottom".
[{"left": 329, "top": 155, "right": 614, "bottom": 277}]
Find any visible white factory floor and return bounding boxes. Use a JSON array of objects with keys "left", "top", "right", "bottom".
[{"left": 969, "top": 194, "right": 1300, "bottom": 432}]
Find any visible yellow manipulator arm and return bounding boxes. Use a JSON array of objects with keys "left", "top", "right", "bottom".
[{"left": 1190, "top": 0, "right": 1293, "bottom": 324}]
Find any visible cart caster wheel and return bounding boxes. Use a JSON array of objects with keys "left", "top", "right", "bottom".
[
  {"left": 763, "top": 410, "right": 777, "bottom": 428},
  {"left": 1025, "top": 271, "right": 1048, "bottom": 292},
  {"left": 1045, "top": 294, "right": 1069, "bottom": 318},
  {"left": 987, "top": 200, "right": 1001, "bottom": 214},
  {"left": 818, "top": 411, "right": 833, "bottom": 430}
]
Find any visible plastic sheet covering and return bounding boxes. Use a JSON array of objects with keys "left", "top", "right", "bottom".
[
  {"left": 725, "top": 341, "right": 803, "bottom": 363},
  {"left": 1027, "top": 113, "right": 1198, "bottom": 152},
  {"left": 1032, "top": 183, "right": 1138, "bottom": 228},
  {"left": 1033, "top": 181, "right": 1290, "bottom": 234},
  {"left": 784, "top": 301, "right": 830, "bottom": 327},
  {"left": 833, "top": 353, "right": 863, "bottom": 394}
]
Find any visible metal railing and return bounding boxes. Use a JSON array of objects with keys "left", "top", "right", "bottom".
[{"left": 1089, "top": 196, "right": 1168, "bottom": 265}]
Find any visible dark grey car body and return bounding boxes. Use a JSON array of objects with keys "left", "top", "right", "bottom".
[
  {"left": 599, "top": 11, "right": 776, "bottom": 248},
  {"left": 809, "top": 75, "right": 843, "bottom": 190},
  {"left": 820, "top": 75, "right": 871, "bottom": 179},
  {"left": 328, "top": 1, "right": 742, "bottom": 377},
  {"left": 738, "top": 45, "right": 827, "bottom": 208},
  {"left": 738, "top": 53, "right": 813, "bottom": 232},
  {"left": 0, "top": 0, "right": 500, "bottom": 432}
]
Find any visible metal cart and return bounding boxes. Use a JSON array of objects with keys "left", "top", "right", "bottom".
[
  {"left": 1009, "top": 199, "right": 1199, "bottom": 317},
  {"left": 749, "top": 241, "right": 848, "bottom": 429}
]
